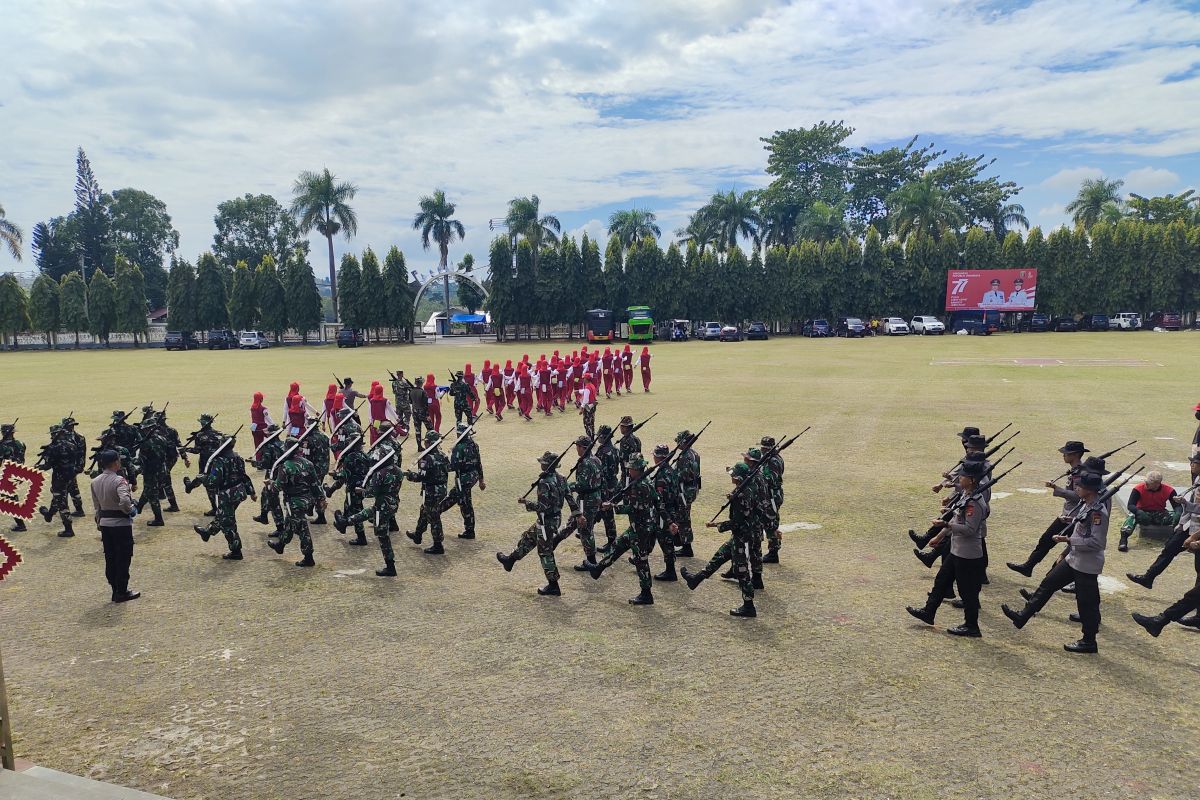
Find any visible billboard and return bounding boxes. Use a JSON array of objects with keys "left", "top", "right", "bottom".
[{"left": 945, "top": 268, "right": 1037, "bottom": 312}]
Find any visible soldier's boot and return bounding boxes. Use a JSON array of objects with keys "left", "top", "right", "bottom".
[
  {"left": 204, "top": 507, "right": 216, "bottom": 517},
  {"left": 720, "top": 568, "right": 737, "bottom": 581},
  {"left": 1063, "top": 638, "right": 1097, "bottom": 654},
  {"left": 628, "top": 589, "right": 654, "bottom": 606},
  {"left": 222, "top": 548, "right": 243, "bottom": 561},
  {"left": 908, "top": 528, "right": 930, "bottom": 547},
  {"left": 311, "top": 509, "right": 327, "bottom": 525},
  {"left": 1126, "top": 571, "right": 1155, "bottom": 589},
  {"left": 70, "top": 494, "right": 86, "bottom": 517},
  {"left": 588, "top": 561, "right": 608, "bottom": 580},
  {"left": 1132, "top": 612, "right": 1169, "bottom": 638},
  {"left": 423, "top": 542, "right": 445, "bottom": 555},
  {"left": 537, "top": 580, "right": 561, "bottom": 596},
  {"left": 57, "top": 518, "right": 75, "bottom": 538},
  {"left": 752, "top": 573, "right": 765, "bottom": 591},
  {"left": 332, "top": 511, "right": 349, "bottom": 535},
  {"left": 252, "top": 512, "right": 269, "bottom": 524},
  {"left": 1006, "top": 560, "right": 1034, "bottom": 578},
  {"left": 146, "top": 508, "right": 165, "bottom": 527},
  {"left": 674, "top": 543, "right": 693, "bottom": 558},
  {"left": 388, "top": 516, "right": 399, "bottom": 533},
  {"left": 267, "top": 538, "right": 285, "bottom": 554},
  {"left": 762, "top": 548, "right": 780, "bottom": 564},
  {"left": 681, "top": 566, "right": 706, "bottom": 590},
  {"left": 1176, "top": 614, "right": 1200, "bottom": 629},
  {"left": 165, "top": 485, "right": 180, "bottom": 512},
  {"left": 654, "top": 566, "right": 677, "bottom": 582},
  {"left": 405, "top": 529, "right": 422, "bottom": 545},
  {"left": 906, "top": 605, "right": 936, "bottom": 625},
  {"left": 1118, "top": 533, "right": 1130, "bottom": 552},
  {"left": 194, "top": 524, "right": 213, "bottom": 542},
  {"left": 496, "top": 552, "right": 516, "bottom": 572},
  {"left": 1019, "top": 588, "right": 1034, "bottom": 601},
  {"left": 1001, "top": 604, "right": 1028, "bottom": 629},
  {"left": 914, "top": 548, "right": 938, "bottom": 568},
  {"left": 295, "top": 550, "right": 315, "bottom": 568},
  {"left": 376, "top": 560, "right": 397, "bottom": 577},
  {"left": 573, "top": 558, "right": 597, "bottom": 572},
  {"left": 11, "top": 518, "right": 27, "bottom": 532},
  {"left": 730, "top": 600, "right": 757, "bottom": 618},
  {"left": 347, "top": 525, "right": 369, "bottom": 546},
  {"left": 38, "top": 505, "right": 54, "bottom": 522}
]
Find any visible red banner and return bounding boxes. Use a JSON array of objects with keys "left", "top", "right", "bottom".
[
  {"left": 945, "top": 268, "right": 1038, "bottom": 312},
  {"left": 0, "top": 460, "right": 48, "bottom": 522}
]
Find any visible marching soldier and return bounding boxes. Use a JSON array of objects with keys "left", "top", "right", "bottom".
[
  {"left": 330, "top": 406, "right": 361, "bottom": 455},
  {"left": 595, "top": 425, "right": 621, "bottom": 552},
  {"left": 449, "top": 371, "right": 474, "bottom": 427},
  {"left": 1131, "top": 454, "right": 1200, "bottom": 636},
  {"left": 390, "top": 370, "right": 414, "bottom": 432},
  {"left": 60, "top": 416, "right": 87, "bottom": 517},
  {"left": 617, "top": 415, "right": 642, "bottom": 485},
  {"left": 1002, "top": 471, "right": 1110, "bottom": 653},
  {"left": 336, "top": 442, "right": 403, "bottom": 576},
  {"left": 184, "top": 414, "right": 225, "bottom": 517},
  {"left": 37, "top": 425, "right": 77, "bottom": 538},
  {"left": 409, "top": 376, "right": 430, "bottom": 440},
  {"left": 250, "top": 424, "right": 286, "bottom": 534},
  {"left": 0, "top": 421, "right": 28, "bottom": 531},
  {"left": 577, "top": 374, "right": 597, "bottom": 440},
  {"left": 761, "top": 435, "right": 785, "bottom": 563},
  {"left": 91, "top": 429, "right": 138, "bottom": 485},
  {"left": 560, "top": 435, "right": 602, "bottom": 570},
  {"left": 588, "top": 455, "right": 657, "bottom": 606},
  {"left": 132, "top": 417, "right": 169, "bottom": 527},
  {"left": 326, "top": 432, "right": 372, "bottom": 546},
  {"left": 497, "top": 451, "right": 576, "bottom": 596},
  {"left": 267, "top": 437, "right": 324, "bottom": 568},
  {"left": 156, "top": 409, "right": 182, "bottom": 512},
  {"left": 107, "top": 409, "right": 139, "bottom": 452},
  {"left": 682, "top": 462, "right": 758, "bottom": 618},
  {"left": 440, "top": 424, "right": 485, "bottom": 539},
  {"left": 405, "top": 431, "right": 450, "bottom": 555},
  {"left": 187, "top": 432, "right": 256, "bottom": 560},
  {"left": 673, "top": 430, "right": 701, "bottom": 558},
  {"left": 647, "top": 444, "right": 683, "bottom": 582},
  {"left": 731, "top": 447, "right": 770, "bottom": 590},
  {"left": 302, "top": 414, "right": 331, "bottom": 524}
]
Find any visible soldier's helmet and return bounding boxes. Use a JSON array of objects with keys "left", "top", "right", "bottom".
[
  {"left": 626, "top": 454, "right": 647, "bottom": 472},
  {"left": 141, "top": 405, "right": 155, "bottom": 416},
  {"left": 597, "top": 424, "right": 613, "bottom": 439},
  {"left": 111, "top": 410, "right": 125, "bottom": 420},
  {"left": 538, "top": 451, "right": 558, "bottom": 467},
  {"left": 61, "top": 417, "right": 77, "bottom": 428},
  {"left": 575, "top": 435, "right": 592, "bottom": 447},
  {"left": 199, "top": 413, "right": 215, "bottom": 425},
  {"left": 653, "top": 444, "right": 670, "bottom": 459},
  {"left": 415, "top": 376, "right": 425, "bottom": 384},
  {"left": 0, "top": 424, "right": 14, "bottom": 435},
  {"left": 760, "top": 435, "right": 775, "bottom": 448},
  {"left": 675, "top": 430, "right": 692, "bottom": 444},
  {"left": 49, "top": 424, "right": 63, "bottom": 436},
  {"left": 456, "top": 370, "right": 464, "bottom": 379},
  {"left": 744, "top": 447, "right": 763, "bottom": 462},
  {"left": 619, "top": 415, "right": 634, "bottom": 427},
  {"left": 425, "top": 431, "right": 440, "bottom": 445},
  {"left": 731, "top": 462, "right": 751, "bottom": 480}
]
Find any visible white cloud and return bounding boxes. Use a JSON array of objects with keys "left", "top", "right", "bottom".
[
  {"left": 1041, "top": 167, "right": 1104, "bottom": 192},
  {"left": 1121, "top": 166, "right": 1181, "bottom": 195},
  {"left": 567, "top": 219, "right": 608, "bottom": 245}
]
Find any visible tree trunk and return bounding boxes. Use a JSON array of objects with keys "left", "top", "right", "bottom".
[
  {"left": 74, "top": 330, "right": 80, "bottom": 349},
  {"left": 326, "top": 233, "right": 339, "bottom": 320}
]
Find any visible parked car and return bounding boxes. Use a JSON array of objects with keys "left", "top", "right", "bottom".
[
  {"left": 701, "top": 322, "right": 722, "bottom": 341},
  {"left": 1050, "top": 317, "right": 1078, "bottom": 332},
  {"left": 1148, "top": 311, "right": 1182, "bottom": 330},
  {"left": 835, "top": 317, "right": 867, "bottom": 338},
  {"left": 1110, "top": 312, "right": 1141, "bottom": 330},
  {"left": 803, "top": 319, "right": 831, "bottom": 338},
  {"left": 909, "top": 315, "right": 945, "bottom": 335},
  {"left": 719, "top": 324, "right": 742, "bottom": 342},
  {"left": 1078, "top": 313, "right": 1110, "bottom": 332},
  {"left": 164, "top": 330, "right": 198, "bottom": 351},
  {"left": 1017, "top": 313, "right": 1050, "bottom": 332},
  {"left": 335, "top": 328, "right": 366, "bottom": 348},
  {"left": 949, "top": 310, "right": 1000, "bottom": 335},
  {"left": 746, "top": 321, "right": 769, "bottom": 340},
  {"left": 882, "top": 317, "right": 910, "bottom": 335},
  {"left": 239, "top": 330, "right": 271, "bottom": 349},
  {"left": 207, "top": 329, "right": 237, "bottom": 350}
]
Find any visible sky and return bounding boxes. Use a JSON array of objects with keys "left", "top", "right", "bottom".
[{"left": 3, "top": 0, "right": 1200, "bottom": 279}]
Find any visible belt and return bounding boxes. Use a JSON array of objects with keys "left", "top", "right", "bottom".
[{"left": 99, "top": 509, "right": 129, "bottom": 519}]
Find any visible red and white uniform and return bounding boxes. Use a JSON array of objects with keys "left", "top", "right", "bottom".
[
  {"left": 322, "top": 384, "right": 338, "bottom": 429},
  {"left": 482, "top": 360, "right": 495, "bottom": 415},
  {"left": 284, "top": 381, "right": 300, "bottom": 426},
  {"left": 502, "top": 360, "right": 516, "bottom": 409},
  {"left": 424, "top": 373, "right": 442, "bottom": 432},
  {"left": 250, "top": 392, "right": 273, "bottom": 449},
  {"left": 621, "top": 346, "right": 634, "bottom": 392},
  {"left": 464, "top": 364, "right": 480, "bottom": 415},
  {"left": 639, "top": 346, "right": 652, "bottom": 392},
  {"left": 537, "top": 361, "right": 552, "bottom": 415},
  {"left": 485, "top": 368, "right": 504, "bottom": 421},
  {"left": 517, "top": 364, "right": 534, "bottom": 419}
]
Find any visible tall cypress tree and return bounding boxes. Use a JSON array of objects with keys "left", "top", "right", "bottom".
[
  {"left": 59, "top": 271, "right": 88, "bottom": 348},
  {"left": 29, "top": 273, "right": 61, "bottom": 349},
  {"left": 359, "top": 247, "right": 386, "bottom": 340},
  {"left": 228, "top": 260, "right": 259, "bottom": 331},
  {"left": 579, "top": 233, "right": 604, "bottom": 317},
  {"left": 285, "top": 252, "right": 324, "bottom": 343},
  {"left": 661, "top": 242, "right": 685, "bottom": 322},
  {"left": 602, "top": 235, "right": 626, "bottom": 323},
  {"left": 382, "top": 246, "right": 414, "bottom": 342},
  {"left": 0, "top": 274, "right": 30, "bottom": 350},
  {"left": 485, "top": 236, "right": 514, "bottom": 340},
  {"left": 336, "top": 253, "right": 364, "bottom": 331},
  {"left": 257, "top": 254, "right": 288, "bottom": 342},
  {"left": 113, "top": 254, "right": 148, "bottom": 345},
  {"left": 194, "top": 252, "right": 229, "bottom": 330},
  {"left": 165, "top": 257, "right": 198, "bottom": 332},
  {"left": 87, "top": 268, "right": 117, "bottom": 346},
  {"left": 860, "top": 228, "right": 886, "bottom": 318},
  {"left": 513, "top": 241, "right": 537, "bottom": 338}
]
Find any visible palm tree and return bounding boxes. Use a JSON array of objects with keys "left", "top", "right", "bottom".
[
  {"left": 0, "top": 203, "right": 23, "bottom": 261},
  {"left": 607, "top": 209, "right": 661, "bottom": 250},
  {"left": 697, "top": 189, "right": 762, "bottom": 252},
  {"left": 1099, "top": 201, "right": 1125, "bottom": 225},
  {"left": 675, "top": 214, "right": 720, "bottom": 254},
  {"left": 796, "top": 201, "right": 848, "bottom": 243},
  {"left": 887, "top": 177, "right": 966, "bottom": 243},
  {"left": 290, "top": 168, "right": 358, "bottom": 318},
  {"left": 1065, "top": 177, "right": 1124, "bottom": 229},
  {"left": 985, "top": 202, "right": 1030, "bottom": 239},
  {"left": 412, "top": 190, "right": 466, "bottom": 326},
  {"left": 505, "top": 195, "right": 560, "bottom": 265}
]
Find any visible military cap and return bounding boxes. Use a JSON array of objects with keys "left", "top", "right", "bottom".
[
  {"left": 744, "top": 447, "right": 763, "bottom": 461},
  {"left": 957, "top": 426, "right": 980, "bottom": 440},
  {"left": 1058, "top": 441, "right": 1088, "bottom": 454},
  {"left": 199, "top": 413, "right": 215, "bottom": 424},
  {"left": 966, "top": 435, "right": 987, "bottom": 450},
  {"left": 653, "top": 443, "right": 670, "bottom": 458},
  {"left": 61, "top": 417, "right": 77, "bottom": 427},
  {"left": 960, "top": 459, "right": 987, "bottom": 479},
  {"left": 457, "top": 423, "right": 471, "bottom": 434},
  {"left": 415, "top": 375, "right": 425, "bottom": 384},
  {"left": 425, "top": 431, "right": 441, "bottom": 445},
  {"left": 538, "top": 450, "right": 559, "bottom": 466},
  {"left": 675, "top": 430, "right": 692, "bottom": 444},
  {"left": 626, "top": 454, "right": 647, "bottom": 471},
  {"left": 455, "top": 370, "right": 464, "bottom": 378},
  {"left": 575, "top": 435, "right": 592, "bottom": 447},
  {"left": 597, "top": 424, "right": 613, "bottom": 437},
  {"left": 1078, "top": 471, "right": 1104, "bottom": 491},
  {"left": 760, "top": 435, "right": 775, "bottom": 448},
  {"left": 619, "top": 415, "right": 634, "bottom": 427},
  {"left": 1189, "top": 453, "right": 1200, "bottom": 464},
  {"left": 141, "top": 405, "right": 155, "bottom": 415},
  {"left": 49, "top": 424, "right": 62, "bottom": 434},
  {"left": 0, "top": 424, "right": 15, "bottom": 434},
  {"left": 266, "top": 423, "right": 280, "bottom": 432},
  {"left": 731, "top": 462, "right": 752, "bottom": 479},
  {"left": 111, "top": 410, "right": 126, "bottom": 419}
]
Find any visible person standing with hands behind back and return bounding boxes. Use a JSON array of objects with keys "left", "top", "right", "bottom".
[{"left": 91, "top": 449, "right": 140, "bottom": 603}]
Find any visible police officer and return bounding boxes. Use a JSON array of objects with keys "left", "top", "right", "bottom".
[
  {"left": 90, "top": 449, "right": 139, "bottom": 602},
  {"left": 1006, "top": 441, "right": 1088, "bottom": 577},
  {"left": 1002, "top": 471, "right": 1109, "bottom": 653}
]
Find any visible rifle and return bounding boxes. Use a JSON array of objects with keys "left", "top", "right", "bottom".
[
  {"left": 1102, "top": 452, "right": 1145, "bottom": 488},
  {"left": 606, "top": 420, "right": 715, "bottom": 505},
  {"left": 202, "top": 424, "right": 244, "bottom": 474},
  {"left": 564, "top": 421, "right": 608, "bottom": 481},
  {"left": 1065, "top": 466, "right": 1142, "bottom": 526},
  {"left": 330, "top": 401, "right": 362, "bottom": 440},
  {"left": 1052, "top": 440, "right": 1137, "bottom": 482},
  {"left": 269, "top": 420, "right": 321, "bottom": 480},
  {"left": 333, "top": 373, "right": 345, "bottom": 390},
  {"left": 520, "top": 439, "right": 575, "bottom": 501},
  {"left": 985, "top": 422, "right": 1012, "bottom": 445},
  {"left": 253, "top": 427, "right": 286, "bottom": 458},
  {"left": 626, "top": 412, "right": 657, "bottom": 435},
  {"left": 941, "top": 461, "right": 1023, "bottom": 518},
  {"left": 707, "top": 429, "right": 807, "bottom": 523},
  {"left": 331, "top": 433, "right": 365, "bottom": 471}
]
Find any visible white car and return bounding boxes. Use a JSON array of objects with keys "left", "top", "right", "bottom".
[
  {"left": 883, "top": 317, "right": 910, "bottom": 335},
  {"left": 1111, "top": 312, "right": 1142, "bottom": 330},
  {"left": 701, "top": 322, "right": 722, "bottom": 341},
  {"left": 910, "top": 315, "right": 946, "bottom": 335},
  {"left": 239, "top": 330, "right": 271, "bottom": 349}
]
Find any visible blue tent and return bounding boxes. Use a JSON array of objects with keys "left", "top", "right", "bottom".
[{"left": 451, "top": 314, "right": 486, "bottom": 324}]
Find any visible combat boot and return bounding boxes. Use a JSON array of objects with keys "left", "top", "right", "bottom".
[
  {"left": 1001, "top": 604, "right": 1028, "bottom": 629},
  {"left": 1117, "top": 534, "right": 1130, "bottom": 552},
  {"left": 752, "top": 573, "right": 765, "bottom": 591},
  {"left": 295, "top": 552, "right": 315, "bottom": 568},
  {"left": 458, "top": 529, "right": 475, "bottom": 540},
  {"left": 1019, "top": 588, "right": 1034, "bottom": 601},
  {"left": 730, "top": 601, "right": 757, "bottom": 618},
  {"left": 654, "top": 566, "right": 677, "bottom": 582},
  {"left": 762, "top": 548, "right": 780, "bottom": 564},
  {"left": 574, "top": 560, "right": 596, "bottom": 572},
  {"left": 405, "top": 530, "right": 422, "bottom": 545},
  {"left": 70, "top": 496, "right": 86, "bottom": 517},
  {"left": 332, "top": 511, "right": 349, "bottom": 535},
  {"left": 906, "top": 606, "right": 935, "bottom": 625},
  {"left": 1006, "top": 561, "right": 1034, "bottom": 578},
  {"left": 423, "top": 542, "right": 445, "bottom": 555},
  {"left": 146, "top": 509, "right": 165, "bottom": 527},
  {"left": 720, "top": 568, "right": 737, "bottom": 581},
  {"left": 1176, "top": 615, "right": 1200, "bottom": 629},
  {"left": 57, "top": 519, "right": 74, "bottom": 538},
  {"left": 908, "top": 529, "right": 929, "bottom": 547},
  {"left": 496, "top": 552, "right": 516, "bottom": 572},
  {"left": 222, "top": 550, "right": 243, "bottom": 560},
  {"left": 628, "top": 589, "right": 654, "bottom": 605},
  {"left": 914, "top": 548, "right": 938, "bottom": 568},
  {"left": 376, "top": 560, "right": 397, "bottom": 577},
  {"left": 1132, "top": 612, "right": 1169, "bottom": 637},
  {"left": 537, "top": 581, "right": 561, "bottom": 596},
  {"left": 252, "top": 512, "right": 269, "bottom": 524},
  {"left": 946, "top": 625, "right": 981, "bottom": 638},
  {"left": 588, "top": 562, "right": 606, "bottom": 580},
  {"left": 267, "top": 538, "right": 285, "bottom": 554},
  {"left": 38, "top": 505, "right": 53, "bottom": 522},
  {"left": 388, "top": 516, "right": 399, "bottom": 532},
  {"left": 194, "top": 524, "right": 212, "bottom": 542},
  {"left": 673, "top": 543, "right": 693, "bottom": 558},
  {"left": 311, "top": 509, "right": 326, "bottom": 525},
  {"left": 203, "top": 508, "right": 216, "bottom": 517},
  {"left": 1126, "top": 572, "right": 1153, "bottom": 589},
  {"left": 681, "top": 566, "right": 705, "bottom": 590},
  {"left": 1064, "top": 638, "right": 1097, "bottom": 654},
  {"left": 347, "top": 531, "right": 368, "bottom": 546},
  {"left": 10, "top": 519, "right": 26, "bottom": 532}
]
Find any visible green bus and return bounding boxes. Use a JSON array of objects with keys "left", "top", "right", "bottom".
[{"left": 627, "top": 306, "right": 654, "bottom": 343}]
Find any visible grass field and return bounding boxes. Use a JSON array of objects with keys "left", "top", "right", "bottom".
[{"left": 2, "top": 331, "right": 1199, "bottom": 800}]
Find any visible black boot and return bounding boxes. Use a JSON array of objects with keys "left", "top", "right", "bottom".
[
  {"left": 573, "top": 560, "right": 596, "bottom": 572},
  {"left": 681, "top": 566, "right": 704, "bottom": 590},
  {"left": 537, "top": 581, "right": 561, "bottom": 596},
  {"left": 906, "top": 605, "right": 935, "bottom": 625},
  {"left": 908, "top": 529, "right": 929, "bottom": 547},
  {"left": 458, "top": 530, "right": 475, "bottom": 539},
  {"left": 1006, "top": 561, "right": 1034, "bottom": 578},
  {"left": 347, "top": 531, "right": 368, "bottom": 546},
  {"left": 588, "top": 562, "right": 606, "bottom": 580},
  {"left": 39, "top": 506, "right": 53, "bottom": 522},
  {"left": 946, "top": 624, "right": 981, "bottom": 638},
  {"left": 295, "top": 552, "right": 315, "bottom": 567},
  {"left": 252, "top": 513, "right": 269, "bottom": 524},
  {"left": 720, "top": 568, "right": 737, "bottom": 581},
  {"left": 388, "top": 516, "right": 399, "bottom": 533},
  {"left": 10, "top": 518, "right": 26, "bottom": 532},
  {"left": 1176, "top": 615, "right": 1200, "bottom": 629},
  {"left": 194, "top": 524, "right": 212, "bottom": 542},
  {"left": 496, "top": 552, "right": 516, "bottom": 572},
  {"left": 332, "top": 511, "right": 349, "bottom": 535},
  {"left": 405, "top": 530, "right": 422, "bottom": 544},
  {"left": 146, "top": 510, "right": 165, "bottom": 527},
  {"left": 1001, "top": 604, "right": 1028, "bottom": 629},
  {"left": 1132, "top": 612, "right": 1168, "bottom": 637},
  {"left": 312, "top": 510, "right": 327, "bottom": 525},
  {"left": 222, "top": 549, "right": 243, "bottom": 560},
  {"left": 376, "top": 560, "right": 397, "bottom": 577},
  {"left": 423, "top": 542, "right": 445, "bottom": 555},
  {"left": 673, "top": 544, "right": 693, "bottom": 558},
  {"left": 730, "top": 601, "right": 757, "bottom": 618},
  {"left": 654, "top": 567, "right": 677, "bottom": 582},
  {"left": 1126, "top": 572, "right": 1153, "bottom": 589},
  {"left": 628, "top": 589, "right": 654, "bottom": 605},
  {"left": 1019, "top": 588, "right": 1034, "bottom": 601},
  {"left": 70, "top": 496, "right": 85, "bottom": 517},
  {"left": 166, "top": 498, "right": 180, "bottom": 513},
  {"left": 1118, "top": 534, "right": 1129, "bottom": 552},
  {"left": 58, "top": 519, "right": 74, "bottom": 538},
  {"left": 1064, "top": 638, "right": 1097, "bottom": 654},
  {"left": 267, "top": 538, "right": 285, "bottom": 554},
  {"left": 762, "top": 548, "right": 779, "bottom": 564},
  {"left": 914, "top": 548, "right": 937, "bottom": 568},
  {"left": 752, "top": 573, "right": 765, "bottom": 590},
  {"left": 203, "top": 507, "right": 216, "bottom": 517}
]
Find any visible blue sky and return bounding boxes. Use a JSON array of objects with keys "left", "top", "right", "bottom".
[{"left": 2, "top": 0, "right": 1199, "bottom": 278}]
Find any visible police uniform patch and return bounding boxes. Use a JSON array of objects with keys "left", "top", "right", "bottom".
[
  {"left": 1091, "top": 511, "right": 1102, "bottom": 526},
  {"left": 966, "top": 504, "right": 974, "bottom": 517}
]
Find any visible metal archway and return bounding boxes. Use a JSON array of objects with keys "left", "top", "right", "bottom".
[{"left": 412, "top": 270, "right": 489, "bottom": 311}]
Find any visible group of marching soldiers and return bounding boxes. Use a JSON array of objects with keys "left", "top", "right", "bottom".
[{"left": 904, "top": 421, "right": 1200, "bottom": 652}]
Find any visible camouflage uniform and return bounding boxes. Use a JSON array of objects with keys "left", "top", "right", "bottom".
[
  {"left": 590, "top": 455, "right": 657, "bottom": 604},
  {"left": 330, "top": 409, "right": 363, "bottom": 455},
  {"left": 302, "top": 423, "right": 331, "bottom": 524},
  {"left": 342, "top": 452, "right": 403, "bottom": 573},
  {"left": 107, "top": 411, "right": 140, "bottom": 452},
  {"left": 405, "top": 433, "right": 449, "bottom": 553},
  {"left": 596, "top": 428, "right": 621, "bottom": 549},
  {"left": 449, "top": 374, "right": 474, "bottom": 426},
  {"left": 616, "top": 422, "right": 642, "bottom": 485},
  {"left": 439, "top": 429, "right": 483, "bottom": 538},
  {"left": 270, "top": 445, "right": 323, "bottom": 566},
  {"left": 649, "top": 449, "right": 683, "bottom": 579},
  {"left": 500, "top": 453, "right": 573, "bottom": 592},
  {"left": 390, "top": 374, "right": 414, "bottom": 432},
  {"left": 251, "top": 429, "right": 286, "bottom": 529},
  {"left": 409, "top": 379, "right": 429, "bottom": 442},
  {"left": 674, "top": 431, "right": 701, "bottom": 553},
  {"left": 191, "top": 447, "right": 255, "bottom": 558},
  {"left": 762, "top": 439, "right": 785, "bottom": 558},
  {"left": 37, "top": 428, "right": 77, "bottom": 536},
  {"left": 185, "top": 416, "right": 226, "bottom": 516},
  {"left": 562, "top": 440, "right": 602, "bottom": 564},
  {"left": 682, "top": 465, "right": 757, "bottom": 614},
  {"left": 327, "top": 438, "right": 371, "bottom": 544},
  {"left": 134, "top": 421, "right": 172, "bottom": 525},
  {"left": 0, "top": 424, "right": 28, "bottom": 531},
  {"left": 60, "top": 418, "right": 87, "bottom": 516}
]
